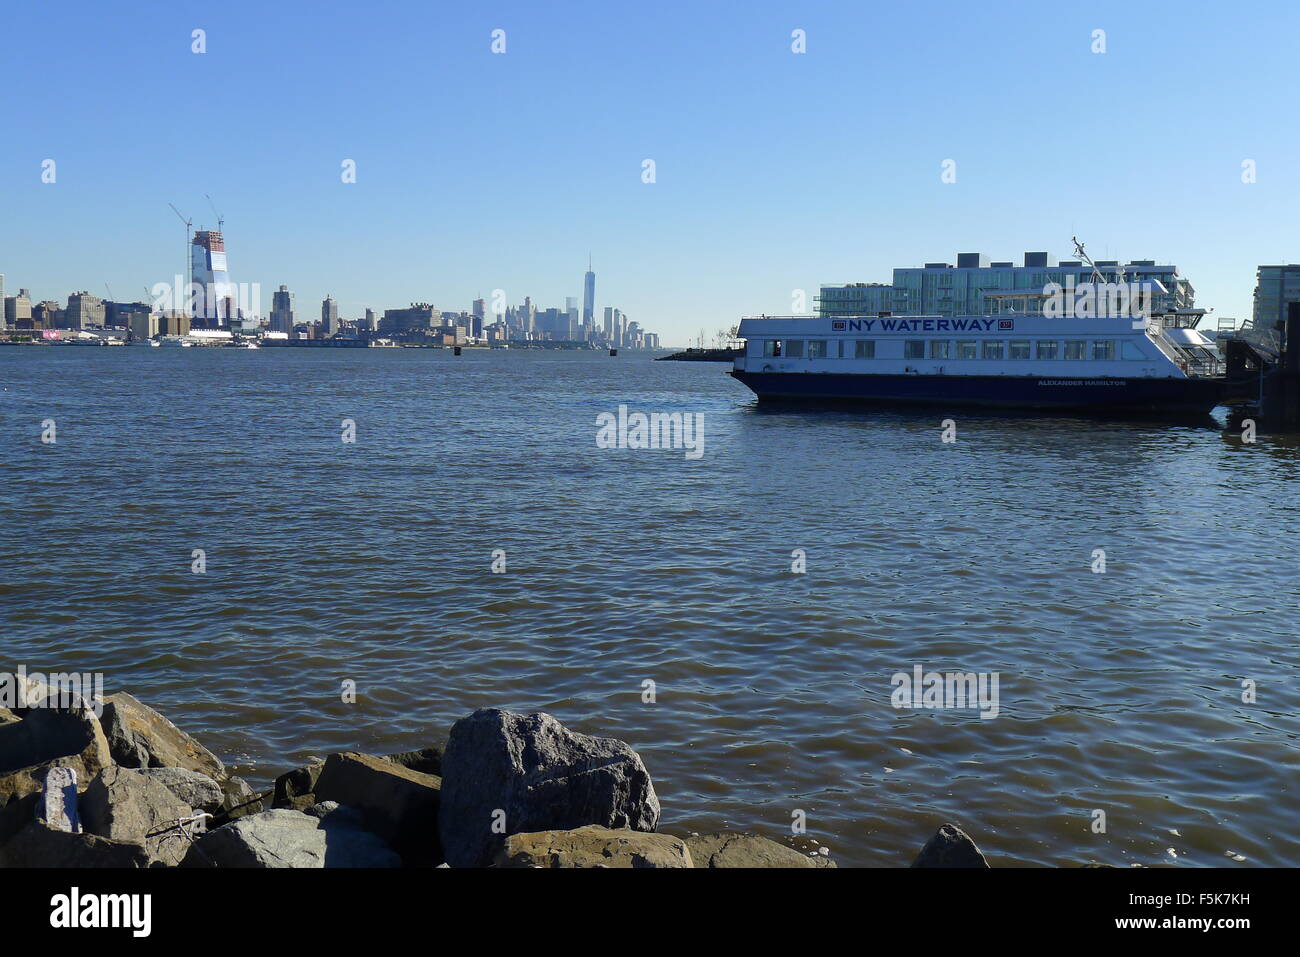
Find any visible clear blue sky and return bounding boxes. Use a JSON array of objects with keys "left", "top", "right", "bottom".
[{"left": 3, "top": 0, "right": 1299, "bottom": 345}]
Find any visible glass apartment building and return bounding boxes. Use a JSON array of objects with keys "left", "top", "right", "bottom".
[
  {"left": 819, "top": 252, "right": 1195, "bottom": 317},
  {"left": 1252, "top": 264, "right": 1300, "bottom": 329}
]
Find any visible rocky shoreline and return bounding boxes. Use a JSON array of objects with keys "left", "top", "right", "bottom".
[{"left": 0, "top": 678, "right": 990, "bottom": 868}]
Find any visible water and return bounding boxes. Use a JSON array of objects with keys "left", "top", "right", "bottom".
[{"left": 3, "top": 347, "right": 1297, "bottom": 867}]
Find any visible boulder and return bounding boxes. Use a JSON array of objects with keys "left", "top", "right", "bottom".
[
  {"left": 306, "top": 802, "right": 402, "bottom": 868},
  {"left": 910, "top": 823, "right": 990, "bottom": 868},
  {"left": 100, "top": 693, "right": 225, "bottom": 780},
  {"left": 686, "top": 831, "right": 833, "bottom": 868},
  {"left": 139, "top": 767, "right": 224, "bottom": 813},
  {"left": 439, "top": 709, "right": 660, "bottom": 868},
  {"left": 271, "top": 761, "right": 324, "bottom": 809},
  {"left": 0, "top": 794, "right": 38, "bottom": 853},
  {"left": 81, "top": 766, "right": 196, "bottom": 867},
  {"left": 0, "top": 819, "right": 150, "bottom": 868},
  {"left": 0, "top": 704, "right": 113, "bottom": 803},
  {"left": 385, "top": 746, "right": 442, "bottom": 776},
  {"left": 313, "top": 752, "right": 440, "bottom": 865},
  {"left": 495, "top": 826, "right": 692, "bottom": 868},
  {"left": 183, "top": 809, "right": 327, "bottom": 868},
  {"left": 0, "top": 706, "right": 18, "bottom": 726},
  {"left": 210, "top": 775, "right": 264, "bottom": 827}
]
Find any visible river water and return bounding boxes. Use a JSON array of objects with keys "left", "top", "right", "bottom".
[{"left": 3, "top": 347, "right": 1297, "bottom": 866}]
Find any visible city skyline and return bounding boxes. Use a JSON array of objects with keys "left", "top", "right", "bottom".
[{"left": 5, "top": 3, "right": 1300, "bottom": 341}]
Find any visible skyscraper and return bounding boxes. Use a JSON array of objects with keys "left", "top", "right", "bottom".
[
  {"left": 271, "top": 285, "right": 295, "bottom": 334},
  {"left": 0, "top": 274, "right": 6, "bottom": 330},
  {"left": 190, "top": 230, "right": 234, "bottom": 325},
  {"left": 321, "top": 296, "right": 339, "bottom": 336},
  {"left": 582, "top": 258, "right": 595, "bottom": 329}
]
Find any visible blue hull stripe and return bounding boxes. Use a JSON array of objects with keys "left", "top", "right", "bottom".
[{"left": 730, "top": 371, "right": 1224, "bottom": 413}]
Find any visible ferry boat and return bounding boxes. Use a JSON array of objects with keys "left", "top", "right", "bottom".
[{"left": 731, "top": 307, "right": 1225, "bottom": 414}]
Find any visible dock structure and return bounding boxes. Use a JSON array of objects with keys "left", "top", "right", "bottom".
[{"left": 1223, "top": 301, "right": 1300, "bottom": 430}]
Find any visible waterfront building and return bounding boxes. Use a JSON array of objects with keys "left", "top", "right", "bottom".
[
  {"left": 128, "top": 310, "right": 159, "bottom": 341},
  {"left": 380, "top": 303, "right": 438, "bottom": 336},
  {"left": 65, "top": 291, "right": 105, "bottom": 330},
  {"left": 0, "top": 274, "right": 5, "bottom": 330},
  {"left": 271, "top": 285, "right": 295, "bottom": 334},
  {"left": 322, "top": 296, "right": 340, "bottom": 336},
  {"left": 33, "top": 301, "right": 62, "bottom": 328},
  {"left": 159, "top": 312, "right": 191, "bottom": 337},
  {"left": 5, "top": 288, "right": 33, "bottom": 325},
  {"left": 1252, "top": 264, "right": 1300, "bottom": 330},
  {"left": 603, "top": 306, "right": 613, "bottom": 342},
  {"left": 819, "top": 251, "right": 1195, "bottom": 318},
  {"left": 190, "top": 230, "right": 234, "bottom": 325}
]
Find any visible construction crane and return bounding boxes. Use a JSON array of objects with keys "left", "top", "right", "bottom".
[
  {"left": 168, "top": 203, "right": 193, "bottom": 316},
  {"left": 205, "top": 193, "right": 224, "bottom": 232}
]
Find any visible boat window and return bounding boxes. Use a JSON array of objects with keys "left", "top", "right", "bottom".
[
  {"left": 854, "top": 340, "right": 875, "bottom": 358},
  {"left": 1064, "top": 340, "right": 1087, "bottom": 360},
  {"left": 929, "top": 340, "right": 950, "bottom": 359},
  {"left": 1091, "top": 340, "right": 1116, "bottom": 360},
  {"left": 785, "top": 339, "right": 805, "bottom": 358},
  {"left": 904, "top": 340, "right": 925, "bottom": 359},
  {"left": 807, "top": 340, "right": 828, "bottom": 359},
  {"left": 763, "top": 340, "right": 783, "bottom": 357},
  {"left": 1008, "top": 340, "right": 1031, "bottom": 360},
  {"left": 955, "top": 341, "right": 977, "bottom": 360},
  {"left": 1036, "top": 340, "right": 1059, "bottom": 360},
  {"left": 982, "top": 340, "right": 1005, "bottom": 360}
]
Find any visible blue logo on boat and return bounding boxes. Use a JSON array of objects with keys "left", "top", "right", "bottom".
[{"left": 831, "top": 320, "right": 846, "bottom": 331}]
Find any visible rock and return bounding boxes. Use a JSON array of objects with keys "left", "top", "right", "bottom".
[
  {"left": 313, "top": 752, "right": 440, "bottom": 865},
  {"left": 271, "top": 761, "right": 323, "bottom": 809},
  {"left": 81, "top": 767, "right": 196, "bottom": 867},
  {"left": 183, "top": 809, "right": 327, "bottom": 868},
  {"left": 385, "top": 746, "right": 442, "bottom": 776},
  {"left": 182, "top": 805, "right": 399, "bottom": 869},
  {"left": 495, "top": 826, "right": 692, "bottom": 868},
  {"left": 37, "top": 766, "right": 81, "bottom": 833},
  {"left": 210, "top": 775, "right": 264, "bottom": 827},
  {"left": 0, "top": 794, "right": 38, "bottom": 853},
  {"left": 439, "top": 709, "right": 660, "bottom": 868},
  {"left": 139, "top": 767, "right": 224, "bottom": 813},
  {"left": 910, "top": 823, "right": 990, "bottom": 868},
  {"left": 686, "top": 831, "right": 833, "bottom": 868},
  {"left": 0, "top": 706, "right": 18, "bottom": 726},
  {"left": 0, "top": 704, "right": 113, "bottom": 803},
  {"left": 0, "top": 820, "right": 150, "bottom": 868},
  {"left": 307, "top": 802, "right": 402, "bottom": 868},
  {"left": 100, "top": 693, "right": 225, "bottom": 780}
]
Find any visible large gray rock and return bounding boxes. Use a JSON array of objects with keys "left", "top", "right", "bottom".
[
  {"left": 911, "top": 823, "right": 990, "bottom": 868},
  {"left": 313, "top": 752, "right": 440, "bottom": 865},
  {"left": 100, "top": 693, "right": 225, "bottom": 780},
  {"left": 214, "top": 775, "right": 264, "bottom": 824},
  {"left": 0, "top": 819, "right": 150, "bottom": 868},
  {"left": 0, "top": 706, "right": 19, "bottom": 726},
  {"left": 686, "top": 831, "right": 834, "bottom": 868},
  {"left": 81, "top": 766, "right": 196, "bottom": 867},
  {"left": 439, "top": 709, "right": 660, "bottom": 868},
  {"left": 182, "top": 807, "right": 400, "bottom": 868},
  {"left": 139, "top": 767, "right": 224, "bottom": 813},
  {"left": 495, "top": 826, "right": 692, "bottom": 868},
  {"left": 307, "top": 802, "right": 402, "bottom": 868},
  {"left": 183, "top": 809, "right": 326, "bottom": 868},
  {"left": 0, "top": 704, "right": 114, "bottom": 803}
]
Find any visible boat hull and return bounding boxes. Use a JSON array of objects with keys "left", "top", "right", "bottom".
[{"left": 729, "top": 370, "right": 1224, "bottom": 414}]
